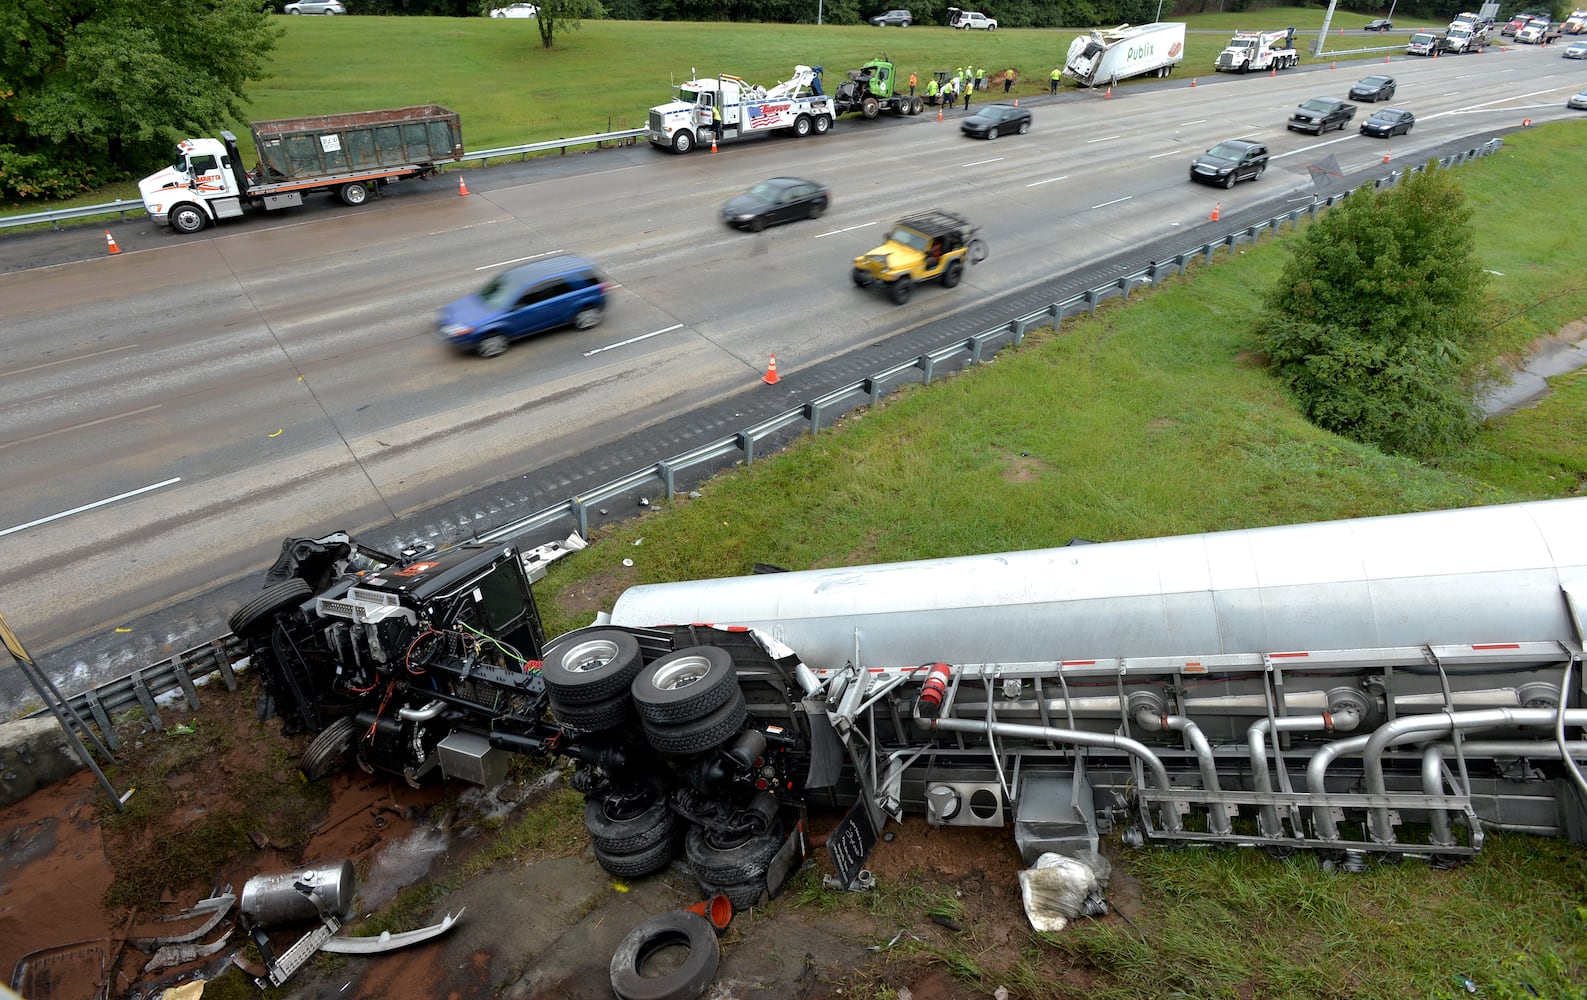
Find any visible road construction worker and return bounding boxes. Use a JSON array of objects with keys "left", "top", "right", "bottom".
[
  {"left": 976, "top": 67, "right": 987, "bottom": 91},
  {"left": 712, "top": 101, "right": 722, "bottom": 142},
  {"left": 962, "top": 83, "right": 972, "bottom": 111},
  {"left": 908, "top": 71, "right": 917, "bottom": 95},
  {"left": 1004, "top": 67, "right": 1015, "bottom": 93},
  {"left": 926, "top": 77, "right": 938, "bottom": 103},
  {"left": 1050, "top": 67, "right": 1061, "bottom": 94},
  {"left": 955, "top": 66, "right": 964, "bottom": 84}
]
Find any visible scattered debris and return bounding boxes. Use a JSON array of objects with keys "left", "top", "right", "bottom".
[{"left": 1018, "top": 852, "right": 1109, "bottom": 933}]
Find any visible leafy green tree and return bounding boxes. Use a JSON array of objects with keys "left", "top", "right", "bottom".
[
  {"left": 1258, "top": 164, "right": 1489, "bottom": 458},
  {"left": 0, "top": 0, "right": 279, "bottom": 201},
  {"left": 536, "top": 0, "right": 605, "bottom": 47}
]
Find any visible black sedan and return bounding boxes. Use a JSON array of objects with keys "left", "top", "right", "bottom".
[
  {"left": 1349, "top": 75, "right": 1397, "bottom": 102},
  {"left": 960, "top": 103, "right": 1032, "bottom": 139},
  {"left": 1364, "top": 17, "right": 1393, "bottom": 31},
  {"left": 721, "top": 177, "right": 830, "bottom": 232},
  {"left": 1359, "top": 107, "right": 1415, "bottom": 137}
]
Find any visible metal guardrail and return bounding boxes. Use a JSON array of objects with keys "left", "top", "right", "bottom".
[
  {"left": 0, "top": 127, "right": 648, "bottom": 232},
  {"left": 25, "top": 136, "right": 1504, "bottom": 739}
]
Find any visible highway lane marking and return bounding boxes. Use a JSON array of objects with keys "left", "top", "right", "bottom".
[
  {"left": 2, "top": 344, "right": 140, "bottom": 379},
  {"left": 477, "top": 250, "right": 563, "bottom": 271},
  {"left": 814, "top": 222, "right": 877, "bottom": 238},
  {"left": 1092, "top": 196, "right": 1133, "bottom": 209},
  {"left": 1149, "top": 149, "right": 1182, "bottom": 159},
  {"left": 1026, "top": 175, "right": 1069, "bottom": 187},
  {"left": 1178, "top": 119, "right": 1208, "bottom": 126},
  {"left": 0, "top": 477, "right": 182, "bottom": 539},
  {"left": 0, "top": 403, "right": 163, "bottom": 452},
  {"left": 583, "top": 323, "right": 683, "bottom": 357},
  {"left": 1085, "top": 135, "right": 1122, "bottom": 143},
  {"left": 1273, "top": 133, "right": 1358, "bottom": 159},
  {"left": 962, "top": 157, "right": 1005, "bottom": 167}
]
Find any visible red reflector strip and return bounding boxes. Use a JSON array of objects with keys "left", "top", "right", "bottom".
[
  {"left": 1471, "top": 643, "right": 1521, "bottom": 650},
  {"left": 1270, "top": 652, "right": 1311, "bottom": 658}
]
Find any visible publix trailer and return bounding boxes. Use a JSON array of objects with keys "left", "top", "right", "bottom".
[
  {"left": 1062, "top": 22, "right": 1187, "bottom": 88},
  {"left": 139, "top": 105, "right": 463, "bottom": 234},
  {"left": 647, "top": 66, "right": 836, "bottom": 154}
]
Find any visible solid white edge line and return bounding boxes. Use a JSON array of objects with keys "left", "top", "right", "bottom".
[
  {"left": 477, "top": 250, "right": 562, "bottom": 271},
  {"left": 583, "top": 324, "right": 684, "bottom": 357},
  {"left": 1, "top": 477, "right": 182, "bottom": 538},
  {"left": 1026, "top": 175, "right": 1069, "bottom": 187}
]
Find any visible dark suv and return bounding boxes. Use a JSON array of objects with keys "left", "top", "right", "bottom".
[
  {"left": 436, "top": 253, "right": 612, "bottom": 358},
  {"left": 1189, "top": 139, "right": 1269, "bottom": 188},
  {"left": 1288, "top": 96, "right": 1356, "bottom": 134}
]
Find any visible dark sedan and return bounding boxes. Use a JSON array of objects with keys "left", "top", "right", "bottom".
[
  {"left": 960, "top": 103, "right": 1032, "bottom": 139},
  {"left": 1364, "top": 17, "right": 1393, "bottom": 31},
  {"left": 721, "top": 177, "right": 830, "bottom": 232},
  {"left": 1359, "top": 107, "right": 1415, "bottom": 137},
  {"left": 1349, "top": 75, "right": 1397, "bottom": 102}
]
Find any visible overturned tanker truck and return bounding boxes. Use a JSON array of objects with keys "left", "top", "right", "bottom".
[{"left": 237, "top": 499, "right": 1587, "bottom": 905}]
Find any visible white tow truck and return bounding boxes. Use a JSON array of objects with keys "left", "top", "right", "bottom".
[
  {"left": 646, "top": 65, "right": 836, "bottom": 154},
  {"left": 1063, "top": 22, "right": 1187, "bottom": 88},
  {"left": 1213, "top": 28, "right": 1299, "bottom": 73},
  {"left": 1565, "top": 9, "right": 1587, "bottom": 33}
]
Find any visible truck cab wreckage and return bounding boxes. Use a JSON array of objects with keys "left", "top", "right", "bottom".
[{"left": 237, "top": 499, "right": 1587, "bottom": 898}]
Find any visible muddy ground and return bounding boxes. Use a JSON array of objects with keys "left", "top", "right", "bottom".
[{"left": 0, "top": 679, "right": 1137, "bottom": 1000}]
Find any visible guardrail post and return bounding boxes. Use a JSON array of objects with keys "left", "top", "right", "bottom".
[
  {"left": 1047, "top": 301, "right": 1062, "bottom": 323},
  {"left": 806, "top": 401, "right": 824, "bottom": 434},
  {"left": 85, "top": 693, "right": 120, "bottom": 751},
  {"left": 1084, "top": 289, "right": 1099, "bottom": 314},
  {"left": 920, "top": 354, "right": 936, "bottom": 385},
  {"left": 1174, "top": 252, "right": 1190, "bottom": 272},
  {"left": 174, "top": 661, "right": 201, "bottom": 712},
  {"left": 211, "top": 639, "right": 238, "bottom": 690},
  {"left": 657, "top": 461, "right": 676, "bottom": 500},
  {"left": 1010, "top": 319, "right": 1026, "bottom": 346},
  {"left": 865, "top": 376, "right": 882, "bottom": 407},
  {"left": 572, "top": 498, "right": 590, "bottom": 538},
  {"left": 1117, "top": 276, "right": 1133, "bottom": 301},
  {"left": 967, "top": 335, "right": 984, "bottom": 365},
  {"left": 737, "top": 430, "right": 755, "bottom": 465},
  {"left": 1246, "top": 225, "right": 1260, "bottom": 243},
  {"left": 130, "top": 669, "right": 162, "bottom": 731}
]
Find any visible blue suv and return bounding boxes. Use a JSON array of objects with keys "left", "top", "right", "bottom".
[{"left": 437, "top": 253, "right": 611, "bottom": 358}]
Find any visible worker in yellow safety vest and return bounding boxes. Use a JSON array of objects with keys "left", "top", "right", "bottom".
[{"left": 1050, "top": 67, "right": 1061, "bottom": 94}]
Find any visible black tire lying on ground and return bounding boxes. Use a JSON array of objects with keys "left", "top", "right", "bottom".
[
  {"left": 631, "top": 646, "right": 740, "bottom": 725},
  {"left": 641, "top": 690, "right": 748, "bottom": 756},
  {"left": 229, "top": 578, "right": 313, "bottom": 638},
  {"left": 542, "top": 630, "right": 645, "bottom": 705},
  {"left": 609, "top": 910, "right": 720, "bottom": 1000},
  {"left": 585, "top": 779, "right": 675, "bottom": 854}
]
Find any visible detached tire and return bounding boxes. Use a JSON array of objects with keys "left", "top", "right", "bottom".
[
  {"left": 632, "top": 647, "right": 739, "bottom": 724},
  {"left": 544, "top": 631, "right": 644, "bottom": 705},
  {"left": 610, "top": 910, "right": 720, "bottom": 1000},
  {"left": 229, "top": 579, "right": 313, "bottom": 638}
]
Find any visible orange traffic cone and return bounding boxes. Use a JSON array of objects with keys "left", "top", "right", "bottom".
[
  {"left": 937, "top": 104, "right": 943, "bottom": 122},
  {"left": 1104, "top": 86, "right": 1112, "bottom": 98},
  {"left": 1383, "top": 149, "right": 1392, "bottom": 164},
  {"left": 762, "top": 355, "right": 780, "bottom": 385},
  {"left": 105, "top": 231, "right": 120, "bottom": 255},
  {"left": 1522, "top": 118, "right": 1532, "bottom": 127},
  {"left": 685, "top": 894, "right": 734, "bottom": 934},
  {"left": 1387, "top": 54, "right": 1393, "bottom": 62},
  {"left": 711, "top": 134, "right": 718, "bottom": 153},
  {"left": 1210, "top": 201, "right": 1220, "bottom": 222},
  {"left": 1270, "top": 67, "right": 1276, "bottom": 77},
  {"left": 1013, "top": 97, "right": 1018, "bottom": 107},
  {"left": 1331, "top": 61, "right": 1337, "bottom": 70},
  {"left": 458, "top": 175, "right": 469, "bottom": 196},
  {"left": 1190, "top": 77, "right": 1197, "bottom": 88}
]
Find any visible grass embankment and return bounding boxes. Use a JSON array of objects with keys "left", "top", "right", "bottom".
[
  {"left": 9, "top": 6, "right": 1411, "bottom": 214},
  {"left": 524, "top": 123, "right": 1587, "bottom": 999}
]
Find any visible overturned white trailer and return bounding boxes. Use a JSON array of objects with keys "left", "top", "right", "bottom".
[
  {"left": 1063, "top": 22, "right": 1187, "bottom": 88},
  {"left": 608, "top": 498, "right": 1587, "bottom": 864}
]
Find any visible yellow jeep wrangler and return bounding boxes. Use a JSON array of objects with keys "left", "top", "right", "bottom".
[{"left": 851, "top": 210, "right": 987, "bottom": 304}]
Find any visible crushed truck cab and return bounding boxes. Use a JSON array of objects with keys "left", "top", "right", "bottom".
[{"left": 851, "top": 210, "right": 986, "bottom": 305}]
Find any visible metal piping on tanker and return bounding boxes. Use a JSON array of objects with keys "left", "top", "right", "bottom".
[
  {"left": 914, "top": 713, "right": 1182, "bottom": 833},
  {"left": 1132, "top": 708, "right": 1231, "bottom": 836},
  {"left": 1361, "top": 708, "right": 1587, "bottom": 843},
  {"left": 1249, "top": 708, "right": 1363, "bottom": 838}
]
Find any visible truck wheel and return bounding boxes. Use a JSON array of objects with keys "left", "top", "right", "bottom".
[
  {"left": 696, "top": 876, "right": 767, "bottom": 915},
  {"left": 301, "top": 716, "right": 357, "bottom": 780},
  {"left": 594, "top": 835, "right": 680, "bottom": 879},
  {"left": 887, "top": 277, "right": 913, "bottom": 304},
  {"left": 642, "top": 689, "right": 747, "bottom": 756},
  {"left": 813, "top": 114, "right": 831, "bottom": 135},
  {"left": 543, "top": 630, "right": 644, "bottom": 705},
  {"left": 339, "top": 182, "right": 369, "bottom": 206},
  {"left": 609, "top": 911, "right": 719, "bottom": 1000},
  {"left": 585, "top": 779, "right": 675, "bottom": 854},
  {"left": 672, "top": 130, "right": 694, "bottom": 154},
  {"left": 476, "top": 334, "right": 509, "bottom": 358},
  {"left": 229, "top": 578, "right": 312, "bottom": 638},
  {"left": 633, "top": 647, "right": 739, "bottom": 725},
  {"left": 911, "top": 97, "right": 924, "bottom": 115},
  {"left": 574, "top": 306, "right": 604, "bottom": 330},
  {"left": 169, "top": 203, "right": 207, "bottom": 235},
  {"left": 861, "top": 96, "right": 880, "bottom": 119},
  {"left": 551, "top": 690, "right": 633, "bottom": 733},
  {"left": 685, "top": 822, "right": 783, "bottom": 885},
  {"left": 941, "top": 259, "right": 964, "bottom": 288},
  {"left": 793, "top": 115, "right": 813, "bottom": 137},
  {"left": 968, "top": 238, "right": 988, "bottom": 265}
]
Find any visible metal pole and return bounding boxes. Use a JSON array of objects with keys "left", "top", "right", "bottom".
[{"left": 0, "top": 608, "right": 125, "bottom": 812}]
